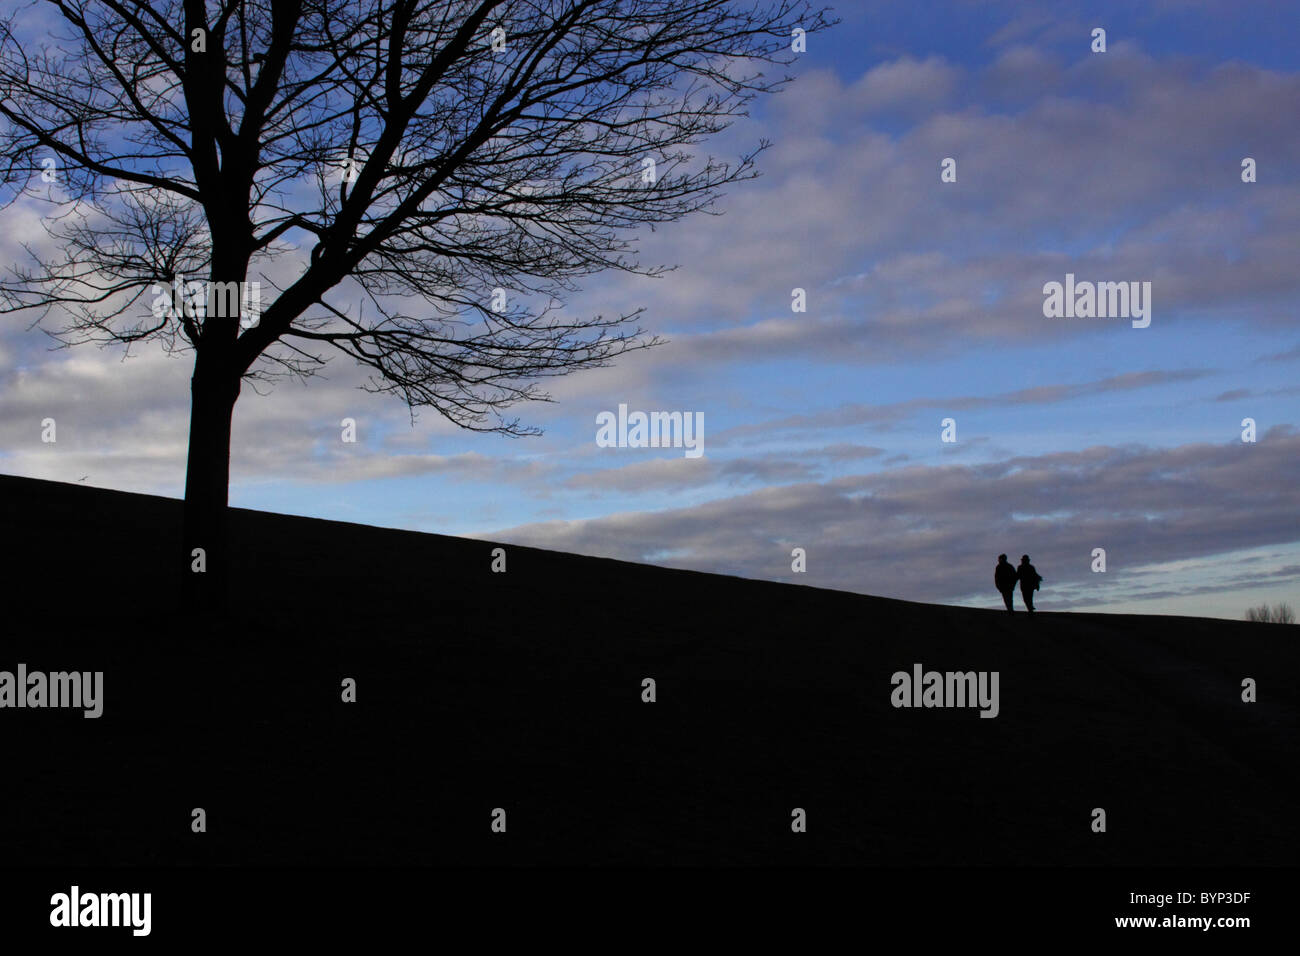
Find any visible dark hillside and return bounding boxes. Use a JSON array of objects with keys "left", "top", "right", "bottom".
[{"left": 2, "top": 474, "right": 1295, "bottom": 865}]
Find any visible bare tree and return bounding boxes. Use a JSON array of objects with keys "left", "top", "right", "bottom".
[
  {"left": 1247, "top": 602, "right": 1295, "bottom": 624},
  {"left": 0, "top": 0, "right": 832, "bottom": 604}
]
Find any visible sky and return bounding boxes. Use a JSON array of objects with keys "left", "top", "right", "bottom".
[{"left": 2, "top": 0, "right": 1298, "bottom": 619}]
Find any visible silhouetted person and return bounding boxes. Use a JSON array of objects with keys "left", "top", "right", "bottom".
[
  {"left": 994, "top": 554, "right": 1017, "bottom": 612},
  {"left": 1018, "top": 555, "right": 1041, "bottom": 612}
]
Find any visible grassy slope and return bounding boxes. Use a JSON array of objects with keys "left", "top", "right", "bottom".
[{"left": 2, "top": 474, "right": 1295, "bottom": 865}]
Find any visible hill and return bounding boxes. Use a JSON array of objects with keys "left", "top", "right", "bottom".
[{"left": 1, "top": 473, "right": 1295, "bottom": 866}]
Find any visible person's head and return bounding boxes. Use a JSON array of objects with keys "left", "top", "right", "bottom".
[
  {"left": 1020, "top": 554, "right": 1030, "bottom": 563},
  {"left": 998, "top": 553, "right": 1007, "bottom": 563}
]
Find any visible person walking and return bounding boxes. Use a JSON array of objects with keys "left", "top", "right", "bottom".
[
  {"left": 1018, "top": 555, "right": 1042, "bottom": 612},
  {"left": 994, "top": 554, "right": 1018, "bottom": 613}
]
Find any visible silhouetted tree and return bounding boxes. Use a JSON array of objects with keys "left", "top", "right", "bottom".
[
  {"left": 0, "top": 0, "right": 831, "bottom": 606},
  {"left": 1247, "top": 602, "right": 1295, "bottom": 624}
]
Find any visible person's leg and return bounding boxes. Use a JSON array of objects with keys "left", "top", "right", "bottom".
[
  {"left": 1023, "top": 588, "right": 1034, "bottom": 612},
  {"left": 1001, "top": 589, "right": 1014, "bottom": 612}
]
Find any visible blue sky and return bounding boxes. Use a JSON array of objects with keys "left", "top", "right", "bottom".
[{"left": 2, "top": 0, "right": 1298, "bottom": 618}]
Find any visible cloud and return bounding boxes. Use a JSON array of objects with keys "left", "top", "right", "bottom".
[
  {"left": 490, "top": 428, "right": 1300, "bottom": 606},
  {"left": 1258, "top": 344, "right": 1300, "bottom": 363},
  {"left": 539, "top": 45, "right": 1300, "bottom": 376},
  {"left": 848, "top": 56, "right": 962, "bottom": 114},
  {"left": 812, "top": 444, "right": 887, "bottom": 461},
  {"left": 712, "top": 369, "right": 1214, "bottom": 445},
  {"left": 562, "top": 455, "right": 820, "bottom": 494}
]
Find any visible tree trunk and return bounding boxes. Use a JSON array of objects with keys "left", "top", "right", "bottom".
[{"left": 181, "top": 352, "right": 241, "bottom": 615}]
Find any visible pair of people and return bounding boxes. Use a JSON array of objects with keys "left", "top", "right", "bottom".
[{"left": 995, "top": 554, "right": 1042, "bottom": 613}]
